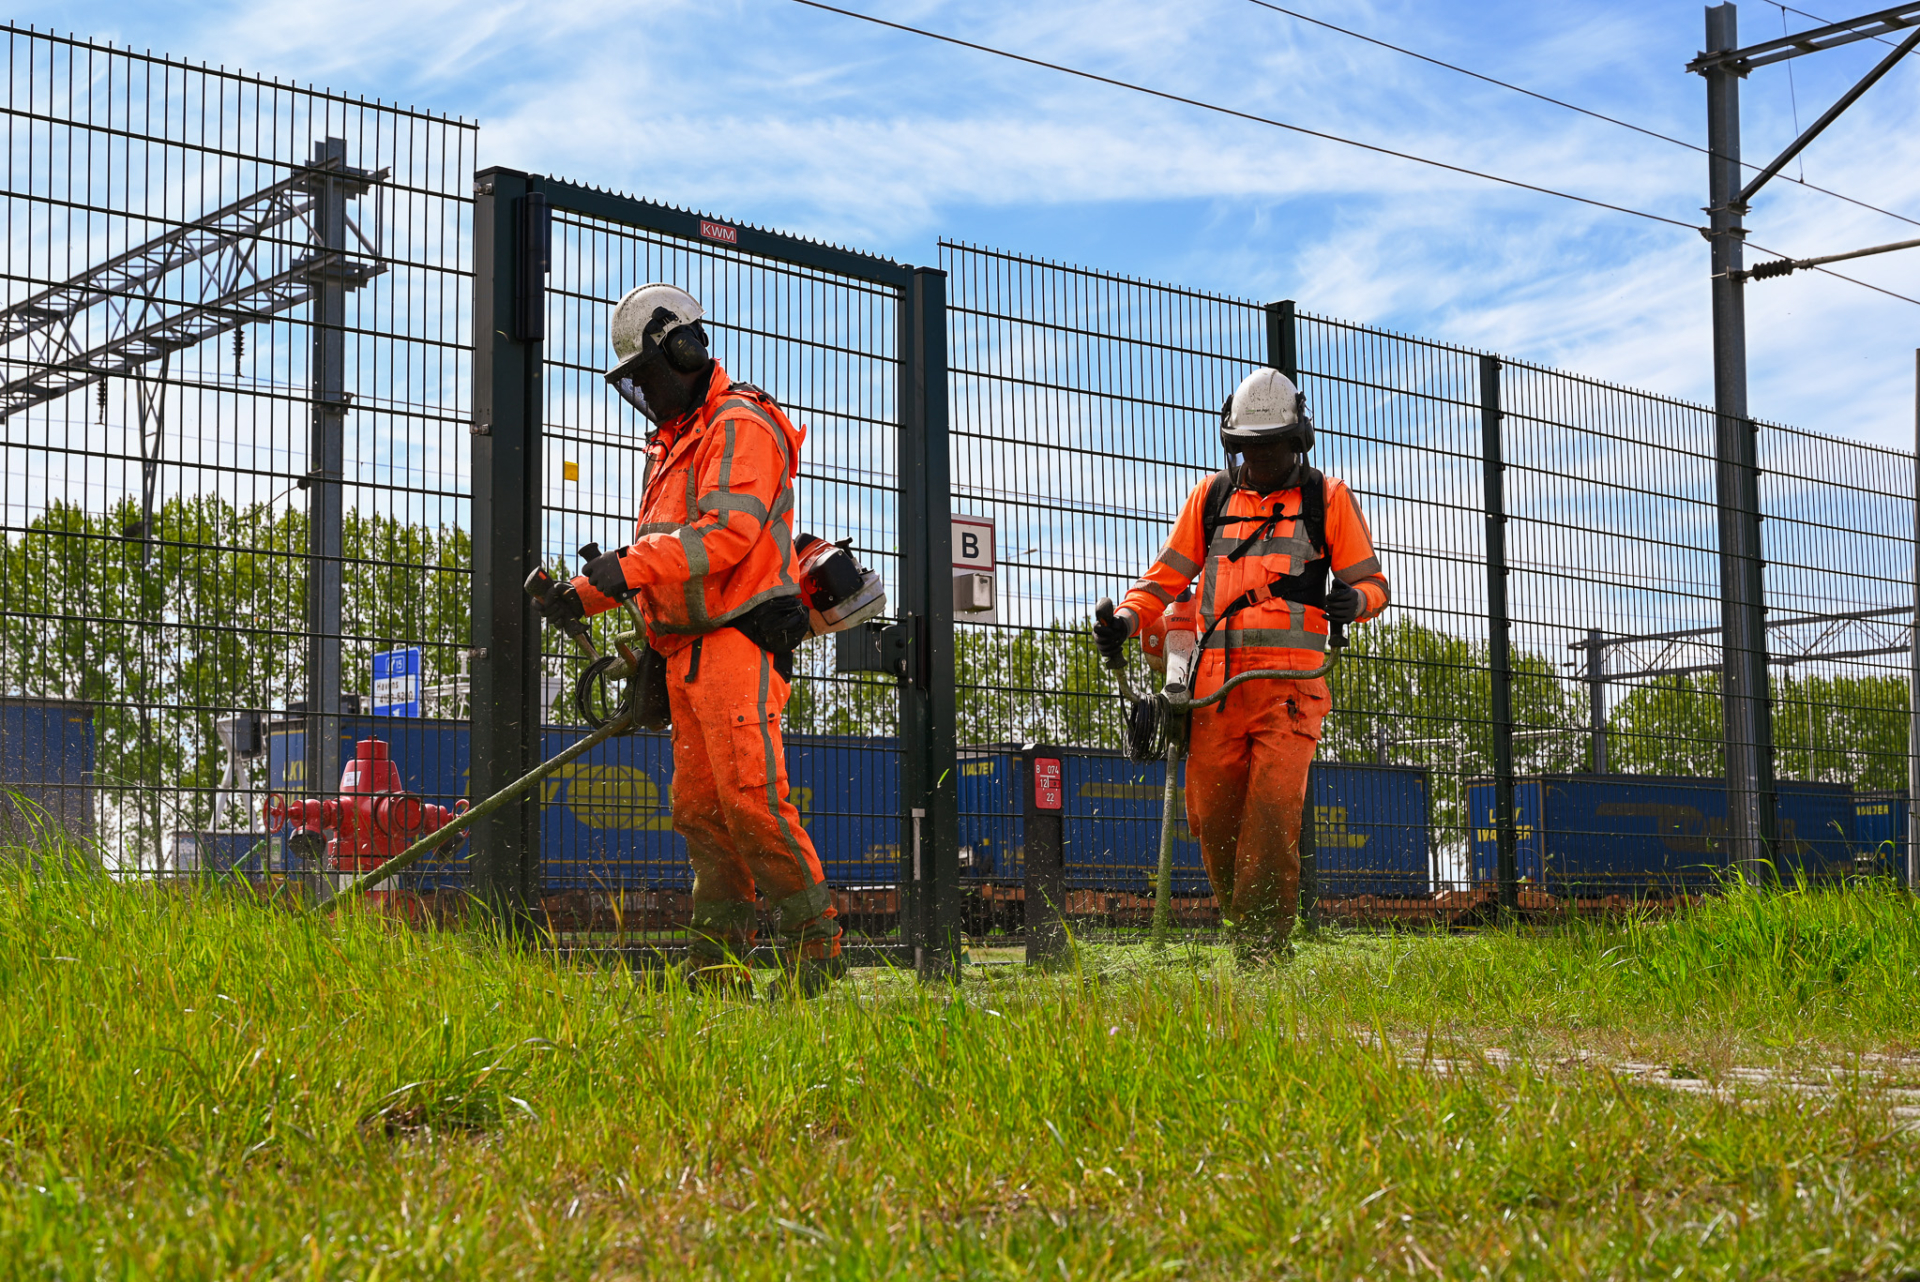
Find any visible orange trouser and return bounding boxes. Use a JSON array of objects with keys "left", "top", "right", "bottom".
[
  {"left": 1184, "top": 674, "right": 1328, "bottom": 941},
  {"left": 666, "top": 627, "right": 840, "bottom": 960}
]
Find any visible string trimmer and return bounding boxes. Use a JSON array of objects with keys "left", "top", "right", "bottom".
[
  {"left": 1094, "top": 598, "right": 1346, "bottom": 948},
  {"left": 322, "top": 558, "right": 648, "bottom": 906}
]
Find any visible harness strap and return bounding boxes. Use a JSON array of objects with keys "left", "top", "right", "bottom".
[{"left": 1198, "top": 464, "right": 1332, "bottom": 652}]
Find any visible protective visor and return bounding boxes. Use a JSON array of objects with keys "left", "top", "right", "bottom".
[{"left": 608, "top": 373, "right": 658, "bottom": 424}]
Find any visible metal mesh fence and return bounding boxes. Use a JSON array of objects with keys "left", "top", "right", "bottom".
[
  {"left": 0, "top": 26, "right": 476, "bottom": 887},
  {"left": 941, "top": 240, "right": 1915, "bottom": 925},
  {"left": 2, "top": 24, "right": 1911, "bottom": 935}
]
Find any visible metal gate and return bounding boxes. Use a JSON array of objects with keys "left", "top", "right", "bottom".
[
  {"left": 468, "top": 173, "right": 959, "bottom": 965},
  {"left": 0, "top": 26, "right": 475, "bottom": 884}
]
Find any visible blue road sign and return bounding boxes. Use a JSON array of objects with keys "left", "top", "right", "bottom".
[{"left": 371, "top": 648, "right": 423, "bottom": 718}]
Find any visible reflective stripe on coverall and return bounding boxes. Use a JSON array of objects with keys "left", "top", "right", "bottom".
[
  {"left": 571, "top": 364, "right": 837, "bottom": 959},
  {"left": 1119, "top": 471, "right": 1388, "bottom": 942},
  {"left": 668, "top": 627, "right": 837, "bottom": 960}
]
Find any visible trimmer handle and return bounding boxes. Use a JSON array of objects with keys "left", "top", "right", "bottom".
[
  {"left": 523, "top": 565, "right": 595, "bottom": 651},
  {"left": 1094, "top": 597, "right": 1127, "bottom": 672}
]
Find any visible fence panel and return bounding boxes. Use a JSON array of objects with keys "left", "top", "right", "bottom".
[
  {"left": 1757, "top": 422, "right": 1914, "bottom": 874},
  {"left": 0, "top": 27, "right": 475, "bottom": 887},
  {"left": 941, "top": 240, "right": 1915, "bottom": 933}
]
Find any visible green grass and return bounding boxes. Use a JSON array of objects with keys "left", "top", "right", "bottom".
[{"left": 4, "top": 842, "right": 1920, "bottom": 1279}]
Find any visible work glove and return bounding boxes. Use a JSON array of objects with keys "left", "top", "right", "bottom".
[
  {"left": 1091, "top": 603, "right": 1136, "bottom": 663},
  {"left": 1324, "top": 579, "right": 1364, "bottom": 625},
  {"left": 536, "top": 579, "right": 586, "bottom": 628},
  {"left": 581, "top": 544, "right": 645, "bottom": 604}
]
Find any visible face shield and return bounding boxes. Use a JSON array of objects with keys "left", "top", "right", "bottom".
[
  {"left": 610, "top": 373, "right": 658, "bottom": 424},
  {"left": 605, "top": 332, "right": 698, "bottom": 426}
]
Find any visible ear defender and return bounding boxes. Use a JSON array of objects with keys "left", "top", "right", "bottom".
[
  {"left": 663, "top": 321, "right": 710, "bottom": 373},
  {"left": 1291, "top": 393, "right": 1315, "bottom": 453}
]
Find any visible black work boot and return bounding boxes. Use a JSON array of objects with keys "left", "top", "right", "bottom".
[
  {"left": 678, "top": 953, "right": 755, "bottom": 997},
  {"left": 769, "top": 952, "right": 847, "bottom": 1000},
  {"left": 1229, "top": 912, "right": 1296, "bottom": 970}
]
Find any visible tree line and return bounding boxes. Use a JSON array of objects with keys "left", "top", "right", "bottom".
[{"left": 1, "top": 502, "right": 1905, "bottom": 859}]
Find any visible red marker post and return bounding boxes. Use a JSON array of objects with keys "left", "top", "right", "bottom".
[{"left": 1023, "top": 747, "right": 1067, "bottom": 965}]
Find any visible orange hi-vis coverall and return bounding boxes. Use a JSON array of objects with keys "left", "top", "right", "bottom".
[
  {"left": 571, "top": 366, "right": 838, "bottom": 961},
  {"left": 1119, "top": 467, "right": 1388, "bottom": 944}
]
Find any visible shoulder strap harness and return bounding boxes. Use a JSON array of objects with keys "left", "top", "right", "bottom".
[{"left": 1195, "top": 464, "right": 1332, "bottom": 650}]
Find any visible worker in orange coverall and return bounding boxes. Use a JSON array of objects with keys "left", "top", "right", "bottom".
[
  {"left": 536, "top": 284, "right": 839, "bottom": 996},
  {"left": 1093, "top": 368, "right": 1389, "bottom": 963}
]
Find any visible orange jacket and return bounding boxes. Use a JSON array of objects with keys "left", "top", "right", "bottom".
[
  {"left": 573, "top": 365, "right": 806, "bottom": 655},
  {"left": 1119, "top": 468, "right": 1388, "bottom": 689}
]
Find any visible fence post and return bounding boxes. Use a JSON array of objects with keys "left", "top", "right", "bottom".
[
  {"left": 1479, "top": 355, "right": 1519, "bottom": 912},
  {"left": 1585, "top": 630, "right": 1609, "bottom": 773},
  {"left": 1023, "top": 746, "right": 1067, "bottom": 965},
  {"left": 1910, "top": 346, "right": 1919, "bottom": 890},
  {"left": 304, "top": 137, "right": 349, "bottom": 818},
  {"left": 468, "top": 166, "right": 546, "bottom": 923},
  {"left": 900, "top": 265, "right": 960, "bottom": 976},
  {"left": 1266, "top": 299, "right": 1319, "bottom": 926}
]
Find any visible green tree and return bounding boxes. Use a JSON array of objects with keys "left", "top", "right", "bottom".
[
  {"left": 1321, "top": 617, "right": 1586, "bottom": 843},
  {"left": 1610, "top": 669, "right": 1909, "bottom": 793},
  {"left": 0, "top": 497, "right": 472, "bottom": 866}
]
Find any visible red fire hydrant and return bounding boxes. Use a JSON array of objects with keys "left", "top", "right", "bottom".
[{"left": 264, "top": 738, "right": 468, "bottom": 879}]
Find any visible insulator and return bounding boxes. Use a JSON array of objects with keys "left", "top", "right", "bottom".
[
  {"left": 234, "top": 328, "right": 245, "bottom": 368},
  {"left": 1749, "top": 258, "right": 1798, "bottom": 281},
  {"left": 96, "top": 380, "right": 107, "bottom": 424}
]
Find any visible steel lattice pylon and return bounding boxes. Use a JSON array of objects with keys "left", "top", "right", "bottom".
[{"left": 0, "top": 150, "right": 386, "bottom": 552}]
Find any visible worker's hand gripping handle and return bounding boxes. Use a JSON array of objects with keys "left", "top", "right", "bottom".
[
  {"left": 523, "top": 565, "right": 597, "bottom": 659},
  {"left": 1094, "top": 598, "right": 1126, "bottom": 671}
]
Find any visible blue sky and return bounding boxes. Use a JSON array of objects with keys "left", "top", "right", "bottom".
[{"left": 29, "top": 0, "right": 1920, "bottom": 448}]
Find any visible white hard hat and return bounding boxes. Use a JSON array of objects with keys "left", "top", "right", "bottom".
[
  {"left": 1220, "top": 367, "right": 1313, "bottom": 451},
  {"left": 606, "top": 283, "right": 705, "bottom": 381}
]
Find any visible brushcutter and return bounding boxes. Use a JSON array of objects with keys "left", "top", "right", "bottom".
[
  {"left": 316, "top": 553, "right": 654, "bottom": 908},
  {"left": 1094, "top": 598, "right": 1346, "bottom": 947}
]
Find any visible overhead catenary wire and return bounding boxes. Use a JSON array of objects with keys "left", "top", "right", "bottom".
[
  {"left": 1244, "top": 0, "right": 1920, "bottom": 231},
  {"left": 792, "top": 0, "right": 1920, "bottom": 307},
  {"left": 788, "top": 0, "right": 1702, "bottom": 233}
]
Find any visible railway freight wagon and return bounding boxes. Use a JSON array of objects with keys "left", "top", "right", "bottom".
[
  {"left": 1853, "top": 791, "right": 1908, "bottom": 873},
  {"left": 264, "top": 720, "right": 903, "bottom": 890},
  {"left": 0, "top": 698, "right": 94, "bottom": 841},
  {"left": 954, "top": 750, "right": 1431, "bottom": 897},
  {"left": 956, "top": 749, "right": 1019, "bottom": 883},
  {"left": 1467, "top": 774, "right": 1855, "bottom": 893}
]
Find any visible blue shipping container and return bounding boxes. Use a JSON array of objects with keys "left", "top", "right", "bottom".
[
  {"left": 1468, "top": 775, "right": 1855, "bottom": 892},
  {"left": 1854, "top": 790, "right": 1908, "bottom": 871},
  {"left": 263, "top": 722, "right": 1428, "bottom": 898},
  {"left": 956, "top": 749, "right": 1018, "bottom": 881},
  {"left": 1058, "top": 753, "right": 1430, "bottom": 897},
  {"left": 0, "top": 699, "right": 94, "bottom": 837},
  {"left": 267, "top": 719, "right": 901, "bottom": 891}
]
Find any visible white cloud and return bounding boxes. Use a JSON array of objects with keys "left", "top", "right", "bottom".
[{"left": 31, "top": 0, "right": 1920, "bottom": 449}]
